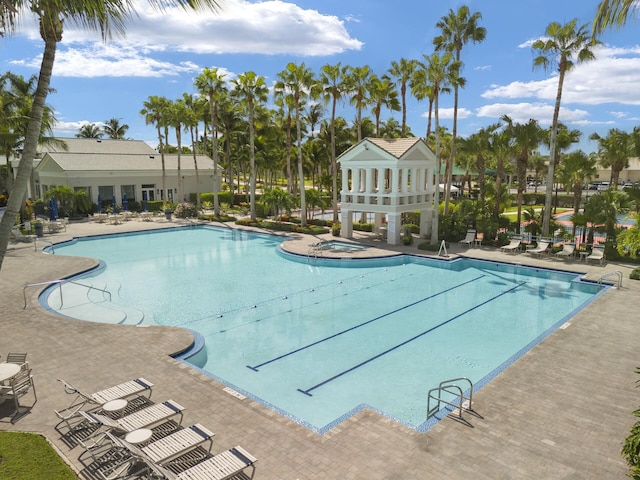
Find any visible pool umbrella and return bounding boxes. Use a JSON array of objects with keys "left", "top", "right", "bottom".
[
  {"left": 48, "top": 198, "right": 55, "bottom": 221},
  {"left": 97, "top": 193, "right": 102, "bottom": 214},
  {"left": 122, "top": 193, "right": 128, "bottom": 211},
  {"left": 144, "top": 196, "right": 148, "bottom": 212},
  {"left": 112, "top": 195, "right": 117, "bottom": 214},
  {"left": 52, "top": 197, "right": 59, "bottom": 220}
]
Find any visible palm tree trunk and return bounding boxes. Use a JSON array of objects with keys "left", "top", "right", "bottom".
[
  {"left": 431, "top": 95, "right": 441, "bottom": 245},
  {"left": 0, "top": 34, "right": 56, "bottom": 270},
  {"left": 542, "top": 62, "right": 566, "bottom": 235},
  {"left": 331, "top": 96, "right": 339, "bottom": 224}
]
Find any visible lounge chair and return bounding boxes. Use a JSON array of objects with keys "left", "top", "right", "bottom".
[
  {"left": 10, "top": 226, "right": 36, "bottom": 243},
  {"left": 176, "top": 445, "right": 257, "bottom": 480},
  {"left": 586, "top": 245, "right": 606, "bottom": 265},
  {"left": 148, "top": 445, "right": 257, "bottom": 480},
  {"left": 107, "top": 423, "right": 214, "bottom": 466},
  {"left": 458, "top": 229, "right": 476, "bottom": 247},
  {"left": 79, "top": 400, "right": 185, "bottom": 435},
  {"left": 526, "top": 240, "right": 550, "bottom": 257},
  {"left": 77, "top": 401, "right": 185, "bottom": 465},
  {"left": 0, "top": 366, "right": 37, "bottom": 421},
  {"left": 500, "top": 236, "right": 522, "bottom": 253},
  {"left": 55, "top": 378, "right": 154, "bottom": 431},
  {"left": 555, "top": 243, "right": 576, "bottom": 259}
]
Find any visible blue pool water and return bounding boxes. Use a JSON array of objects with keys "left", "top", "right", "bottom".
[{"left": 45, "top": 226, "right": 603, "bottom": 432}]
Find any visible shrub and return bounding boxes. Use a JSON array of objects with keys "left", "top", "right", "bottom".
[
  {"left": 332, "top": 222, "right": 341, "bottom": 236},
  {"left": 353, "top": 222, "right": 373, "bottom": 232},
  {"left": 418, "top": 241, "right": 446, "bottom": 251},
  {"left": 630, "top": 267, "right": 640, "bottom": 281},
  {"left": 173, "top": 202, "right": 198, "bottom": 218}
]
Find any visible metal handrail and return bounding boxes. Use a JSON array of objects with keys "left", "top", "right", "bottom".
[
  {"left": 598, "top": 270, "right": 622, "bottom": 288},
  {"left": 427, "top": 377, "right": 474, "bottom": 420},
  {"left": 36, "top": 239, "right": 55, "bottom": 254},
  {"left": 23, "top": 279, "right": 111, "bottom": 309}
]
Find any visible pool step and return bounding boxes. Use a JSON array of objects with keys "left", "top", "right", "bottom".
[{"left": 46, "top": 281, "right": 145, "bottom": 325}]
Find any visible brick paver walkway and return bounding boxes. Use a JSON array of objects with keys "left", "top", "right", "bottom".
[{"left": 0, "top": 218, "right": 637, "bottom": 479}]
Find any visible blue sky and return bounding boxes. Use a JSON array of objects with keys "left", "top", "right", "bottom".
[{"left": 2, "top": 0, "right": 639, "bottom": 153}]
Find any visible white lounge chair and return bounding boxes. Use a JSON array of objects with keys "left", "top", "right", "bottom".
[
  {"left": 172, "top": 445, "right": 257, "bottom": 480},
  {"left": 106, "top": 423, "right": 214, "bottom": 467},
  {"left": 10, "top": 226, "right": 36, "bottom": 243},
  {"left": 500, "top": 236, "right": 521, "bottom": 253},
  {"left": 526, "top": 240, "right": 550, "bottom": 257},
  {"left": 586, "top": 245, "right": 606, "bottom": 265},
  {"left": 458, "top": 229, "right": 476, "bottom": 247},
  {"left": 79, "top": 399, "right": 184, "bottom": 435},
  {"left": 55, "top": 378, "right": 154, "bottom": 431},
  {"left": 555, "top": 243, "right": 576, "bottom": 259}
]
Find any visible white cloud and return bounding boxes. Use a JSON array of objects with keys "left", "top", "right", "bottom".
[
  {"left": 475, "top": 102, "right": 590, "bottom": 125},
  {"left": 436, "top": 107, "right": 473, "bottom": 120},
  {"left": 474, "top": 65, "right": 491, "bottom": 71},
  {"left": 482, "top": 45, "right": 640, "bottom": 107},
  {"left": 11, "top": 0, "right": 363, "bottom": 78}
]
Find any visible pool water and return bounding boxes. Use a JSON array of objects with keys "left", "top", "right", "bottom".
[
  {"left": 46, "top": 226, "right": 603, "bottom": 432},
  {"left": 315, "top": 240, "right": 370, "bottom": 252}
]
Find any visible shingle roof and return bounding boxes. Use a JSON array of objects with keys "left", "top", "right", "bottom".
[
  {"left": 38, "top": 153, "right": 214, "bottom": 172},
  {"left": 367, "top": 137, "right": 423, "bottom": 158},
  {"left": 41, "top": 138, "right": 156, "bottom": 155}
]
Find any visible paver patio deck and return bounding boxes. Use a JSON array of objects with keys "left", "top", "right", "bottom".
[{"left": 0, "top": 218, "right": 638, "bottom": 479}]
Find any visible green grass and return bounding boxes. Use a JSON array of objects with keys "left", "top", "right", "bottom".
[{"left": 0, "top": 432, "right": 77, "bottom": 479}]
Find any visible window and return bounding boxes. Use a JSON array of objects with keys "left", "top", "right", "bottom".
[
  {"left": 98, "top": 185, "right": 114, "bottom": 200},
  {"left": 121, "top": 184, "right": 135, "bottom": 202}
]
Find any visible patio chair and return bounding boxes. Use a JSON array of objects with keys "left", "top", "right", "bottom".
[
  {"left": 555, "top": 243, "right": 576, "bottom": 259},
  {"left": 500, "top": 236, "right": 522, "bottom": 253},
  {"left": 526, "top": 240, "right": 551, "bottom": 257},
  {"left": 10, "top": 226, "right": 36, "bottom": 243},
  {"left": 55, "top": 378, "right": 154, "bottom": 431},
  {"left": 79, "top": 400, "right": 185, "bottom": 436},
  {"left": 77, "top": 400, "right": 185, "bottom": 461},
  {"left": 172, "top": 445, "right": 257, "bottom": 480},
  {"left": 0, "top": 366, "right": 37, "bottom": 421},
  {"left": 586, "top": 245, "right": 606, "bottom": 265},
  {"left": 104, "top": 423, "right": 214, "bottom": 467},
  {"left": 458, "top": 229, "right": 476, "bottom": 247}
]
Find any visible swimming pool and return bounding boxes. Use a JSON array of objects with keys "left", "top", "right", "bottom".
[
  {"left": 314, "top": 240, "right": 370, "bottom": 252},
  {"left": 44, "top": 226, "right": 603, "bottom": 433}
]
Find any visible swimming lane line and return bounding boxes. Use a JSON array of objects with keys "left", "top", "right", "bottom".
[
  {"left": 297, "top": 281, "right": 526, "bottom": 397},
  {"left": 246, "top": 275, "right": 485, "bottom": 372}
]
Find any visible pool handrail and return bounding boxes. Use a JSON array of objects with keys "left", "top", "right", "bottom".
[{"left": 23, "top": 279, "right": 111, "bottom": 309}]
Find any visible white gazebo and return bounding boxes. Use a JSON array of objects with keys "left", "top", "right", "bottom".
[{"left": 338, "top": 137, "right": 437, "bottom": 245}]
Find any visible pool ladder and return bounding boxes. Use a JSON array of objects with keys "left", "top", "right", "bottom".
[
  {"left": 427, "top": 377, "right": 475, "bottom": 422},
  {"left": 597, "top": 270, "right": 622, "bottom": 288},
  {"left": 308, "top": 243, "right": 324, "bottom": 261}
]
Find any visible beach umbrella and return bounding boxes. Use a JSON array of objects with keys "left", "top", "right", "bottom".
[
  {"left": 97, "top": 193, "right": 102, "bottom": 213},
  {"left": 112, "top": 195, "right": 117, "bottom": 214},
  {"left": 122, "top": 193, "right": 128, "bottom": 211},
  {"left": 48, "top": 198, "right": 55, "bottom": 221}
]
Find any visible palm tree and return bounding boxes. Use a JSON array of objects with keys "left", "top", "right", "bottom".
[
  {"left": 318, "top": 62, "right": 347, "bottom": 223},
  {"left": 558, "top": 149, "right": 597, "bottom": 213},
  {"left": 275, "top": 62, "right": 315, "bottom": 227},
  {"left": 420, "top": 51, "right": 460, "bottom": 244},
  {"left": 369, "top": 74, "right": 400, "bottom": 137},
  {"left": 0, "top": 0, "right": 220, "bottom": 270},
  {"left": 76, "top": 123, "right": 103, "bottom": 138},
  {"left": 388, "top": 58, "right": 417, "bottom": 137},
  {"left": 102, "top": 117, "right": 129, "bottom": 139},
  {"left": 458, "top": 123, "right": 499, "bottom": 204},
  {"left": 593, "top": 0, "right": 639, "bottom": 34},
  {"left": 501, "top": 115, "right": 543, "bottom": 232},
  {"left": 232, "top": 71, "right": 268, "bottom": 221},
  {"left": 410, "top": 64, "right": 438, "bottom": 140},
  {"left": 344, "top": 65, "right": 373, "bottom": 142},
  {"left": 590, "top": 128, "right": 632, "bottom": 189},
  {"left": 141, "top": 95, "right": 171, "bottom": 203},
  {"left": 166, "top": 99, "right": 188, "bottom": 202},
  {"left": 434, "top": 5, "right": 486, "bottom": 215},
  {"left": 194, "top": 67, "right": 227, "bottom": 216},
  {"left": 532, "top": 18, "right": 598, "bottom": 235},
  {"left": 182, "top": 93, "right": 204, "bottom": 210}
]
